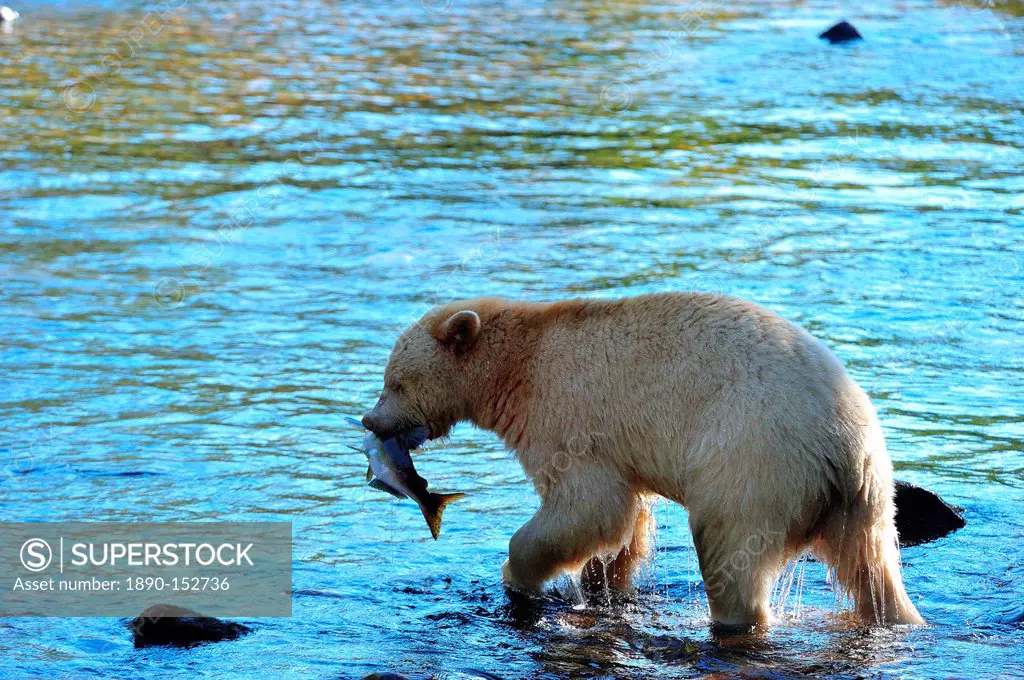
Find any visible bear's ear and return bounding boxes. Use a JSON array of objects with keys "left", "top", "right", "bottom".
[{"left": 440, "top": 310, "right": 481, "bottom": 354}]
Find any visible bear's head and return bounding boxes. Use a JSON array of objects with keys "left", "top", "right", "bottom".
[{"left": 361, "top": 305, "right": 485, "bottom": 442}]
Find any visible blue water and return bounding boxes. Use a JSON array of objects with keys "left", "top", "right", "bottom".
[{"left": 1, "top": 0, "right": 1022, "bottom": 677}]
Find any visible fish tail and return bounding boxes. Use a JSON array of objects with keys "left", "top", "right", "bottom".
[{"left": 421, "top": 492, "right": 467, "bottom": 540}]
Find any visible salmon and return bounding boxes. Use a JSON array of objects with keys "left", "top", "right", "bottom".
[{"left": 348, "top": 418, "right": 465, "bottom": 540}]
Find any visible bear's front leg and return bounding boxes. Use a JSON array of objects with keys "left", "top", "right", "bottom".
[
  {"left": 581, "top": 499, "right": 654, "bottom": 593},
  {"left": 502, "top": 465, "right": 637, "bottom": 593}
]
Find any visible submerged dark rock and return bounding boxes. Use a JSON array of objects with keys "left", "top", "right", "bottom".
[
  {"left": 893, "top": 480, "right": 966, "bottom": 547},
  {"left": 129, "top": 603, "right": 252, "bottom": 648},
  {"left": 819, "top": 20, "right": 863, "bottom": 44},
  {"left": 360, "top": 674, "right": 410, "bottom": 680}
]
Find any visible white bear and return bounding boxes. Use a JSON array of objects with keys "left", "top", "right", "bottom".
[{"left": 362, "top": 293, "right": 923, "bottom": 627}]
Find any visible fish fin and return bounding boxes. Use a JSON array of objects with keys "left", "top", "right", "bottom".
[
  {"left": 365, "top": 464, "right": 373, "bottom": 482},
  {"left": 420, "top": 492, "right": 467, "bottom": 540},
  {"left": 369, "top": 478, "right": 406, "bottom": 499}
]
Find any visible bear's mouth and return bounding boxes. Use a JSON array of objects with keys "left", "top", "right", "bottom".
[
  {"left": 369, "top": 420, "right": 450, "bottom": 448},
  {"left": 425, "top": 418, "right": 454, "bottom": 443},
  {"left": 392, "top": 424, "right": 430, "bottom": 451}
]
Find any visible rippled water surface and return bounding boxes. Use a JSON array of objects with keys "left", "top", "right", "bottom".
[{"left": 1, "top": 0, "right": 1023, "bottom": 677}]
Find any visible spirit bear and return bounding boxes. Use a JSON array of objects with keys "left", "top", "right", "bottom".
[{"left": 361, "top": 293, "right": 923, "bottom": 627}]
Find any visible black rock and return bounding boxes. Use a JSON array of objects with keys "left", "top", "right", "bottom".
[
  {"left": 819, "top": 20, "right": 863, "bottom": 44},
  {"left": 361, "top": 674, "right": 410, "bottom": 680},
  {"left": 893, "top": 480, "right": 966, "bottom": 548},
  {"left": 129, "top": 603, "right": 252, "bottom": 648}
]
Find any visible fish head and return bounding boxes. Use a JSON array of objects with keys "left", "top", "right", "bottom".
[
  {"left": 362, "top": 308, "right": 481, "bottom": 442},
  {"left": 360, "top": 430, "right": 384, "bottom": 457}
]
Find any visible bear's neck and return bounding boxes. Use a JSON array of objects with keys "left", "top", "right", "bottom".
[{"left": 467, "top": 305, "right": 544, "bottom": 450}]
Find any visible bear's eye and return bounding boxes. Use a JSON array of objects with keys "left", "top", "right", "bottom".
[{"left": 387, "top": 380, "right": 404, "bottom": 395}]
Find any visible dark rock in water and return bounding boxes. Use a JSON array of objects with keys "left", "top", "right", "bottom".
[
  {"left": 360, "top": 674, "right": 410, "bottom": 680},
  {"left": 129, "top": 603, "right": 252, "bottom": 648},
  {"left": 819, "top": 20, "right": 863, "bottom": 44},
  {"left": 894, "top": 480, "right": 966, "bottom": 547}
]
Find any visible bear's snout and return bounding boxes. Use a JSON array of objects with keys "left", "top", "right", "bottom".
[
  {"left": 360, "top": 412, "right": 391, "bottom": 438},
  {"left": 361, "top": 407, "right": 418, "bottom": 442}
]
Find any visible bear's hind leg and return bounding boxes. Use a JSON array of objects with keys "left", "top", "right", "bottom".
[
  {"left": 503, "top": 465, "right": 638, "bottom": 594},
  {"left": 689, "top": 510, "right": 788, "bottom": 629},
  {"left": 581, "top": 498, "right": 654, "bottom": 593},
  {"left": 813, "top": 477, "right": 924, "bottom": 625}
]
